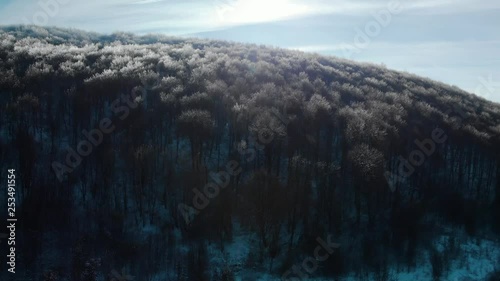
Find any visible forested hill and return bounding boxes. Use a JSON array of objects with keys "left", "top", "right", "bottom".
[
  {"left": 1, "top": 25, "right": 500, "bottom": 280},
  {"left": 1, "top": 25, "right": 500, "bottom": 143}
]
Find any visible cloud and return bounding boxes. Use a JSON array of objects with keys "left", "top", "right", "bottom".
[
  {"left": 211, "top": 0, "right": 315, "bottom": 27},
  {"left": 131, "top": 0, "right": 165, "bottom": 4},
  {"left": 1, "top": 0, "right": 499, "bottom": 34}
]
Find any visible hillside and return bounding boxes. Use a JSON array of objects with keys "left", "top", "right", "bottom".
[{"left": 1, "top": 25, "right": 499, "bottom": 281}]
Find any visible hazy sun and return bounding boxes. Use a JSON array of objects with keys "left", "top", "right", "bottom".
[{"left": 213, "top": 0, "right": 313, "bottom": 26}]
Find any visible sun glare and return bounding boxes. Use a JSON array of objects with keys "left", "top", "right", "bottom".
[{"left": 214, "top": 0, "right": 314, "bottom": 26}]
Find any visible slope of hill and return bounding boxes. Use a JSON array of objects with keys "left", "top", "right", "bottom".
[{"left": 0, "top": 25, "right": 499, "bottom": 281}]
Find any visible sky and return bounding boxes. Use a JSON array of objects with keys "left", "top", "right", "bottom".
[{"left": 0, "top": 0, "right": 499, "bottom": 102}]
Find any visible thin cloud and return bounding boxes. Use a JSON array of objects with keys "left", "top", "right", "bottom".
[{"left": 130, "top": 0, "right": 165, "bottom": 5}]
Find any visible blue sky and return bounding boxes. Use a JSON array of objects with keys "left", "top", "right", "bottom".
[{"left": 0, "top": 0, "right": 499, "bottom": 102}]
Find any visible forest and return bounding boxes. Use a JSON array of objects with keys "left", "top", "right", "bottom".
[{"left": 0, "top": 25, "right": 500, "bottom": 281}]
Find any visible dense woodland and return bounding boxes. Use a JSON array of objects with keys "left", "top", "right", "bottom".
[{"left": 1, "top": 25, "right": 500, "bottom": 281}]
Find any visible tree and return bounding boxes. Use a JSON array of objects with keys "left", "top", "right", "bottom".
[{"left": 177, "top": 110, "right": 214, "bottom": 171}]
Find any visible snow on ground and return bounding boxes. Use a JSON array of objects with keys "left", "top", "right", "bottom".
[
  {"left": 225, "top": 230, "right": 500, "bottom": 281},
  {"left": 444, "top": 237, "right": 499, "bottom": 281}
]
